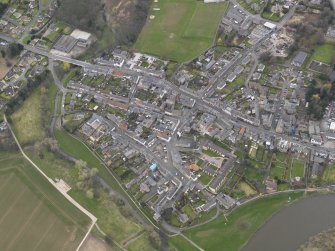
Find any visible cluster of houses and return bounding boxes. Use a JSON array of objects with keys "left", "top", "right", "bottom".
[
  {"left": 0, "top": 0, "right": 40, "bottom": 38},
  {"left": 0, "top": 49, "right": 47, "bottom": 100}
]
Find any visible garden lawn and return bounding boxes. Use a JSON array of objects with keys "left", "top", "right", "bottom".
[
  {"left": 291, "top": 159, "right": 305, "bottom": 178},
  {"left": 308, "top": 42, "right": 335, "bottom": 64}
]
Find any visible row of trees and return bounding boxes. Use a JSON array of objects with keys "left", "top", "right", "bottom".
[{"left": 0, "top": 2, "right": 8, "bottom": 17}]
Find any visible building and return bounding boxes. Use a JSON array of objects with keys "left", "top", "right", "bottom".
[
  {"left": 291, "top": 51, "right": 308, "bottom": 67},
  {"left": 53, "top": 35, "right": 77, "bottom": 53},
  {"left": 150, "top": 163, "right": 158, "bottom": 171},
  {"left": 227, "top": 73, "right": 237, "bottom": 83},
  {"left": 264, "top": 22, "right": 277, "bottom": 30},
  {"left": 311, "top": 135, "right": 322, "bottom": 146}
]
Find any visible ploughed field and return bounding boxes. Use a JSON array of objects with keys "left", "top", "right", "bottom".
[{"left": 0, "top": 153, "right": 90, "bottom": 251}]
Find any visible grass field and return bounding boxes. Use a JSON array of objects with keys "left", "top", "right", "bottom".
[
  {"left": 291, "top": 159, "right": 305, "bottom": 178},
  {"left": 0, "top": 152, "right": 90, "bottom": 251},
  {"left": 238, "top": 181, "right": 257, "bottom": 196},
  {"left": 322, "top": 164, "right": 335, "bottom": 183},
  {"left": 199, "top": 171, "right": 213, "bottom": 186},
  {"left": 185, "top": 192, "right": 304, "bottom": 251},
  {"left": 169, "top": 235, "right": 197, "bottom": 251},
  {"left": 271, "top": 164, "right": 286, "bottom": 179},
  {"left": 127, "top": 233, "right": 157, "bottom": 251},
  {"left": 11, "top": 88, "right": 45, "bottom": 145},
  {"left": 135, "top": 0, "right": 229, "bottom": 62},
  {"left": 308, "top": 42, "right": 335, "bottom": 65}
]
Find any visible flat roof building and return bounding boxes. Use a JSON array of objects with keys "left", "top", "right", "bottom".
[
  {"left": 53, "top": 35, "right": 77, "bottom": 53},
  {"left": 291, "top": 51, "right": 308, "bottom": 67}
]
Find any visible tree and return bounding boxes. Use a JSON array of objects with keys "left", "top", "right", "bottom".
[
  {"left": 75, "top": 159, "right": 87, "bottom": 170},
  {"left": 63, "top": 62, "right": 71, "bottom": 72},
  {"left": 86, "top": 189, "right": 94, "bottom": 199},
  {"left": 148, "top": 230, "right": 162, "bottom": 249},
  {"left": 259, "top": 52, "right": 273, "bottom": 63},
  {"left": 8, "top": 43, "right": 23, "bottom": 58},
  {"left": 0, "top": 3, "right": 8, "bottom": 17},
  {"left": 161, "top": 208, "right": 173, "bottom": 222}
]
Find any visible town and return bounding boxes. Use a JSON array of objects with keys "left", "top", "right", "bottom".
[{"left": 1, "top": 0, "right": 335, "bottom": 249}]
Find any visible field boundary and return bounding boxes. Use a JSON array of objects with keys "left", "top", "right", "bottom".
[{"left": 4, "top": 114, "right": 97, "bottom": 251}]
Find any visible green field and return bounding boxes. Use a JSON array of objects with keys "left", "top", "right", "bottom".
[
  {"left": 322, "top": 164, "right": 335, "bottom": 183},
  {"left": 199, "top": 171, "right": 213, "bottom": 186},
  {"left": 291, "top": 159, "right": 305, "bottom": 178},
  {"left": 185, "top": 192, "right": 304, "bottom": 251},
  {"left": 271, "top": 164, "right": 286, "bottom": 179},
  {"left": 11, "top": 88, "right": 45, "bottom": 145},
  {"left": 262, "top": 11, "right": 281, "bottom": 22},
  {"left": 0, "top": 152, "right": 90, "bottom": 251},
  {"left": 135, "top": 0, "right": 229, "bottom": 62},
  {"left": 308, "top": 42, "right": 335, "bottom": 65},
  {"left": 169, "top": 235, "right": 197, "bottom": 251},
  {"left": 127, "top": 233, "right": 157, "bottom": 251}
]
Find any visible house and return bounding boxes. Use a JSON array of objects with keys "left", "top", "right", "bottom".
[
  {"left": 257, "top": 63, "right": 265, "bottom": 72},
  {"left": 216, "top": 193, "right": 236, "bottom": 209},
  {"left": 265, "top": 178, "right": 277, "bottom": 193},
  {"left": 311, "top": 135, "right": 322, "bottom": 146},
  {"left": 227, "top": 73, "right": 237, "bottom": 83}
]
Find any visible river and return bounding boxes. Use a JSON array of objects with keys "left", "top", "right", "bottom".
[{"left": 242, "top": 194, "right": 335, "bottom": 251}]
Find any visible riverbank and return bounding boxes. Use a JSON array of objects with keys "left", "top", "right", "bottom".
[
  {"left": 184, "top": 192, "right": 304, "bottom": 251},
  {"left": 243, "top": 193, "right": 335, "bottom": 251}
]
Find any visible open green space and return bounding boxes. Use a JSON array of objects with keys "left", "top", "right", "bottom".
[
  {"left": 322, "top": 164, "right": 335, "bottom": 183},
  {"left": 0, "top": 152, "right": 90, "bottom": 251},
  {"left": 308, "top": 42, "right": 335, "bottom": 65},
  {"left": 135, "top": 0, "right": 229, "bottom": 62},
  {"left": 271, "top": 164, "right": 286, "bottom": 179},
  {"left": 199, "top": 171, "right": 213, "bottom": 186},
  {"left": 11, "top": 88, "right": 45, "bottom": 145},
  {"left": 182, "top": 205, "right": 197, "bottom": 221},
  {"left": 291, "top": 159, "right": 305, "bottom": 178},
  {"left": 262, "top": 11, "right": 281, "bottom": 22},
  {"left": 127, "top": 233, "right": 157, "bottom": 251},
  {"left": 169, "top": 235, "right": 197, "bottom": 251},
  {"left": 275, "top": 152, "right": 287, "bottom": 163},
  {"left": 185, "top": 192, "right": 304, "bottom": 251}
]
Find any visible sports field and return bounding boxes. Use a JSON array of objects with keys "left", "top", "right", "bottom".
[
  {"left": 135, "top": 0, "right": 229, "bottom": 62},
  {"left": 0, "top": 152, "right": 90, "bottom": 251}
]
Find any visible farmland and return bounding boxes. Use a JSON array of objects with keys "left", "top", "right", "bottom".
[
  {"left": 9, "top": 82, "right": 155, "bottom": 249},
  {"left": 135, "top": 0, "right": 229, "bottom": 62},
  {"left": 0, "top": 152, "right": 90, "bottom": 251}
]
